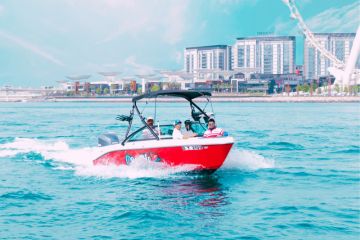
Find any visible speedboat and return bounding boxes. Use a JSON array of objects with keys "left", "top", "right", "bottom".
[{"left": 93, "top": 90, "right": 234, "bottom": 173}]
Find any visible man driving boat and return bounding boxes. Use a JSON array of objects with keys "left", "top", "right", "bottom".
[{"left": 143, "top": 116, "right": 160, "bottom": 139}]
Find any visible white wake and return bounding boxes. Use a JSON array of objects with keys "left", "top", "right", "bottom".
[
  {"left": 0, "top": 138, "right": 275, "bottom": 178},
  {"left": 222, "top": 149, "right": 275, "bottom": 170}
]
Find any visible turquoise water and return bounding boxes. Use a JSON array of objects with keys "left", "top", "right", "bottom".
[{"left": 0, "top": 102, "right": 359, "bottom": 239}]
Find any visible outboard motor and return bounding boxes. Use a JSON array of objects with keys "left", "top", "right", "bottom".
[{"left": 98, "top": 133, "right": 120, "bottom": 147}]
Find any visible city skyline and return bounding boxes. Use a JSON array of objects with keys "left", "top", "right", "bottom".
[{"left": 0, "top": 0, "right": 358, "bottom": 87}]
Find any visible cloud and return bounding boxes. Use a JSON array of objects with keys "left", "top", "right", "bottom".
[
  {"left": 0, "top": 30, "right": 65, "bottom": 66},
  {"left": 90, "top": 0, "right": 189, "bottom": 45},
  {"left": 306, "top": 2, "right": 360, "bottom": 32},
  {"left": 213, "top": 0, "right": 254, "bottom": 4},
  {"left": 124, "top": 55, "right": 156, "bottom": 75},
  {"left": 175, "top": 51, "right": 182, "bottom": 64},
  {"left": 273, "top": 17, "right": 298, "bottom": 36},
  {"left": 212, "top": 0, "right": 257, "bottom": 14},
  {"left": 274, "top": 1, "right": 360, "bottom": 35},
  {"left": 162, "top": 0, "right": 189, "bottom": 44}
]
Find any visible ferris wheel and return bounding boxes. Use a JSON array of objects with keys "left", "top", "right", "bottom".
[{"left": 282, "top": 0, "right": 360, "bottom": 86}]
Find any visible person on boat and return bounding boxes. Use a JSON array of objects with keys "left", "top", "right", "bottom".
[
  {"left": 143, "top": 116, "right": 159, "bottom": 139},
  {"left": 183, "top": 120, "right": 197, "bottom": 138},
  {"left": 172, "top": 120, "right": 183, "bottom": 140},
  {"left": 203, "top": 118, "right": 224, "bottom": 138}
]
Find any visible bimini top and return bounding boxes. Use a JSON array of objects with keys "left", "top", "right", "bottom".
[{"left": 132, "top": 90, "right": 211, "bottom": 102}]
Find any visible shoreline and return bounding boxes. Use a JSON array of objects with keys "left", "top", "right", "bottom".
[{"left": 1, "top": 96, "right": 360, "bottom": 103}]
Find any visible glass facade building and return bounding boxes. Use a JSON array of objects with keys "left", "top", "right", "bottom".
[
  {"left": 184, "top": 45, "right": 232, "bottom": 81},
  {"left": 184, "top": 45, "right": 232, "bottom": 74},
  {"left": 232, "top": 36, "right": 296, "bottom": 75},
  {"left": 304, "top": 33, "right": 359, "bottom": 79}
]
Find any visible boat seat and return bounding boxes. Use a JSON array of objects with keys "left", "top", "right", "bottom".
[{"left": 167, "top": 129, "right": 173, "bottom": 135}]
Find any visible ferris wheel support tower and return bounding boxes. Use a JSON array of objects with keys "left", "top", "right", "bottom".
[{"left": 283, "top": 0, "right": 360, "bottom": 86}]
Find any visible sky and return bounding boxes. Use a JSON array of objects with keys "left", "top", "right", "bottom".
[{"left": 0, "top": 0, "right": 359, "bottom": 87}]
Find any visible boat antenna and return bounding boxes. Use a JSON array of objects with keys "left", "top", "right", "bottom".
[
  {"left": 203, "top": 98, "right": 209, "bottom": 111},
  {"left": 140, "top": 100, "right": 148, "bottom": 116},
  {"left": 209, "top": 96, "right": 215, "bottom": 119},
  {"left": 154, "top": 96, "right": 157, "bottom": 122}
]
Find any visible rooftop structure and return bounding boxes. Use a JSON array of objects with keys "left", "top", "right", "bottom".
[{"left": 66, "top": 75, "right": 91, "bottom": 81}]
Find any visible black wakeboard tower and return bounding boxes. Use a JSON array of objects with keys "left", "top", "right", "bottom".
[{"left": 117, "top": 90, "right": 212, "bottom": 144}]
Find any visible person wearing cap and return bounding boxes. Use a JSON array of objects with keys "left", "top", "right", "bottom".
[
  {"left": 172, "top": 120, "right": 183, "bottom": 140},
  {"left": 146, "top": 116, "right": 155, "bottom": 127},
  {"left": 203, "top": 118, "right": 224, "bottom": 138},
  {"left": 143, "top": 116, "right": 160, "bottom": 139},
  {"left": 183, "top": 120, "right": 197, "bottom": 138}
]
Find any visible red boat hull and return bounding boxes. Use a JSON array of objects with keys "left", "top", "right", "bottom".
[{"left": 93, "top": 143, "right": 233, "bottom": 171}]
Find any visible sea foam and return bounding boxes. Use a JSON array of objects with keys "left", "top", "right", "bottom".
[{"left": 0, "top": 138, "right": 274, "bottom": 178}]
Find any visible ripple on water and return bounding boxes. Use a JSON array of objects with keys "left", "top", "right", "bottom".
[
  {"left": 0, "top": 190, "right": 53, "bottom": 201},
  {"left": 239, "top": 130, "right": 269, "bottom": 138},
  {"left": 266, "top": 141, "right": 305, "bottom": 151},
  {"left": 331, "top": 145, "right": 360, "bottom": 154},
  {"left": 111, "top": 209, "right": 169, "bottom": 222},
  {"left": 0, "top": 137, "right": 15, "bottom": 144}
]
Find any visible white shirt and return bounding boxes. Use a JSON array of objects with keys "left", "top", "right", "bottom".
[
  {"left": 203, "top": 127, "right": 224, "bottom": 138},
  {"left": 172, "top": 128, "right": 183, "bottom": 139},
  {"left": 183, "top": 129, "right": 195, "bottom": 138},
  {"left": 142, "top": 127, "right": 159, "bottom": 139}
]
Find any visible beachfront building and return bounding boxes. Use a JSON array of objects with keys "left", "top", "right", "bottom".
[
  {"left": 304, "top": 33, "right": 359, "bottom": 80},
  {"left": 184, "top": 45, "right": 232, "bottom": 81},
  {"left": 235, "top": 73, "right": 303, "bottom": 94},
  {"left": 161, "top": 71, "right": 193, "bottom": 90},
  {"left": 232, "top": 36, "right": 296, "bottom": 76},
  {"left": 60, "top": 73, "right": 139, "bottom": 96}
]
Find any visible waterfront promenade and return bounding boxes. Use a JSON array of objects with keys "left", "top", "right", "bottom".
[
  {"left": 1, "top": 89, "right": 360, "bottom": 103},
  {"left": 1, "top": 95, "right": 358, "bottom": 103},
  {"left": 49, "top": 96, "right": 360, "bottom": 103}
]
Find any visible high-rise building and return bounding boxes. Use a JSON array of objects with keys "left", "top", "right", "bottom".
[
  {"left": 232, "top": 36, "right": 296, "bottom": 75},
  {"left": 232, "top": 36, "right": 295, "bottom": 74},
  {"left": 304, "top": 33, "right": 359, "bottom": 79},
  {"left": 184, "top": 45, "right": 232, "bottom": 80}
]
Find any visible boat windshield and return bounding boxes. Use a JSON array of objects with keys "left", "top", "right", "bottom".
[{"left": 126, "top": 122, "right": 207, "bottom": 142}]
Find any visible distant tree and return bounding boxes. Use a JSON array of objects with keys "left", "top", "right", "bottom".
[
  {"left": 95, "top": 87, "right": 102, "bottom": 95},
  {"left": 150, "top": 84, "right": 160, "bottom": 92},
  {"left": 356, "top": 86, "right": 360, "bottom": 94},
  {"left": 137, "top": 88, "right": 142, "bottom": 94},
  {"left": 303, "top": 83, "right": 310, "bottom": 92},
  {"left": 334, "top": 84, "right": 340, "bottom": 93},
  {"left": 66, "top": 91, "right": 74, "bottom": 96},
  {"left": 103, "top": 88, "right": 109, "bottom": 95},
  {"left": 343, "top": 85, "right": 349, "bottom": 93}
]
